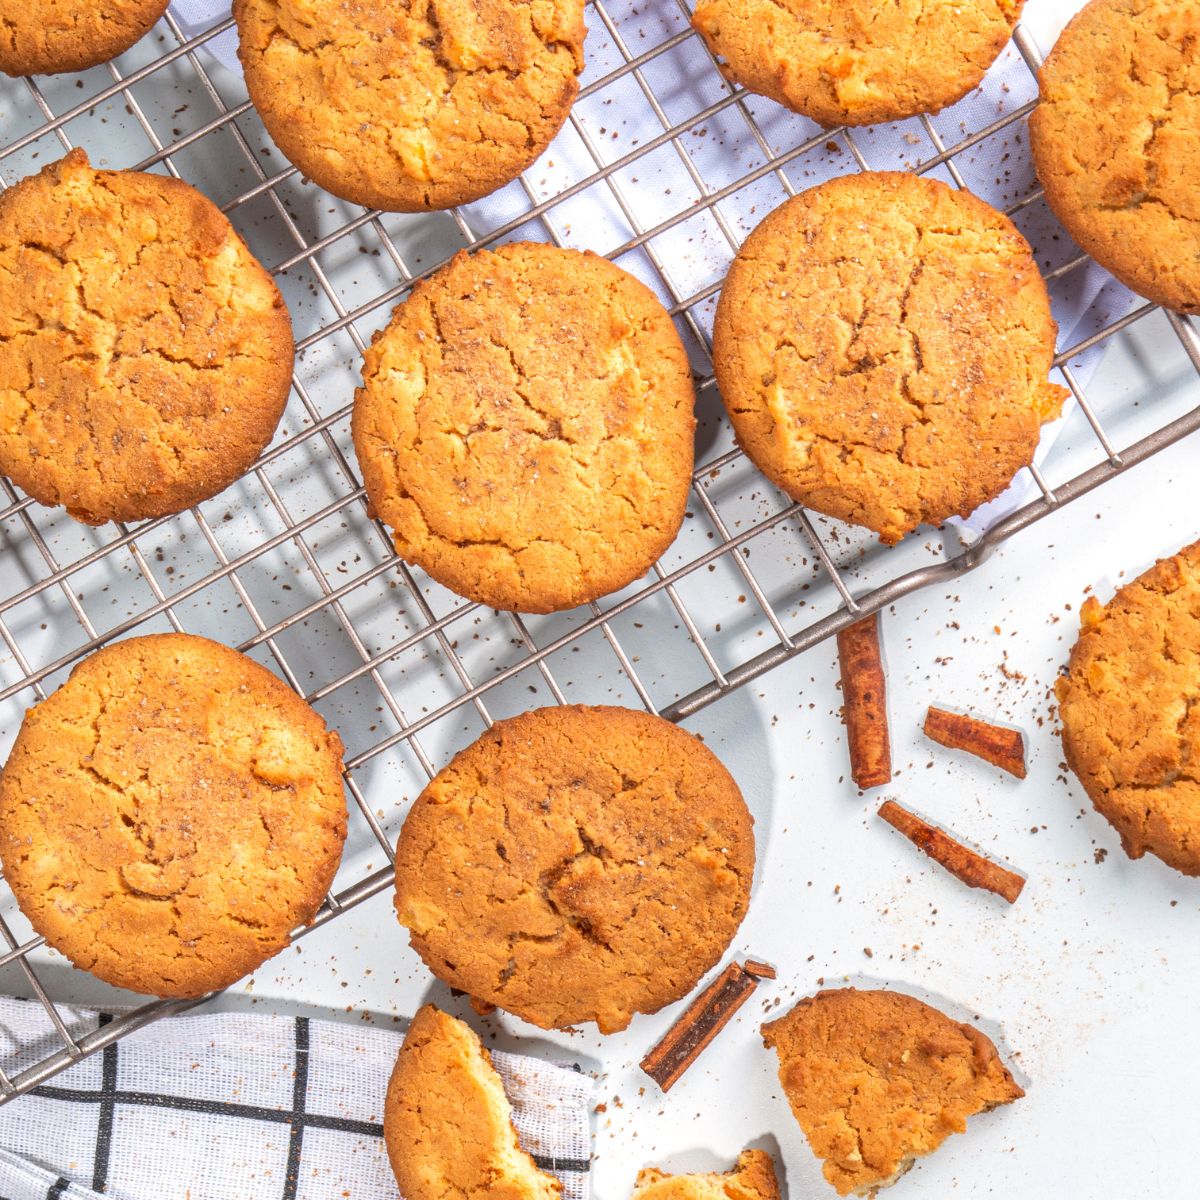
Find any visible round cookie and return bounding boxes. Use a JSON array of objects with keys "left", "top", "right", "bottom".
[
  {"left": 691, "top": 0, "right": 1024, "bottom": 127},
  {"left": 393, "top": 705, "right": 754, "bottom": 1033},
  {"left": 712, "top": 172, "right": 1067, "bottom": 545},
  {"left": 0, "top": 0, "right": 168, "bottom": 76},
  {"left": 1029, "top": 0, "right": 1200, "bottom": 313},
  {"left": 0, "top": 633, "right": 347, "bottom": 997},
  {"left": 0, "top": 149, "right": 294, "bottom": 524},
  {"left": 233, "top": 0, "right": 585, "bottom": 212},
  {"left": 353, "top": 242, "right": 696, "bottom": 613},
  {"left": 1055, "top": 542, "right": 1200, "bottom": 876}
]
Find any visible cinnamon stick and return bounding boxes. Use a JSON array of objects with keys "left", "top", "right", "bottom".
[
  {"left": 924, "top": 706, "right": 1027, "bottom": 779},
  {"left": 878, "top": 799, "right": 1026, "bottom": 904},
  {"left": 837, "top": 614, "right": 891, "bottom": 789},
  {"left": 640, "top": 959, "right": 773, "bottom": 1091}
]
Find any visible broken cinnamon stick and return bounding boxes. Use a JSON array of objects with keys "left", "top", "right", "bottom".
[
  {"left": 837, "top": 614, "right": 891, "bottom": 789},
  {"left": 878, "top": 799, "right": 1026, "bottom": 904},
  {"left": 924, "top": 706, "right": 1027, "bottom": 779},
  {"left": 640, "top": 958, "right": 773, "bottom": 1091}
]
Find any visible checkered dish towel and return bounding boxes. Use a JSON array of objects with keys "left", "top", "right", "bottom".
[{"left": 0, "top": 999, "right": 593, "bottom": 1200}]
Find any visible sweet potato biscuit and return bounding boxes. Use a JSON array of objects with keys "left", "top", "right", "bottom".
[
  {"left": 712, "top": 172, "right": 1066, "bottom": 545},
  {"left": 1056, "top": 541, "right": 1200, "bottom": 875},
  {"left": 234, "top": 0, "right": 585, "bottom": 212},
  {"left": 1030, "top": 0, "right": 1200, "bottom": 313},
  {"left": 353, "top": 242, "right": 696, "bottom": 613},
  {"left": 0, "top": 0, "right": 168, "bottom": 76},
  {"left": 691, "top": 0, "right": 1023, "bottom": 127},
  {"left": 384, "top": 1005, "right": 561, "bottom": 1200},
  {"left": 632, "top": 1150, "right": 780, "bottom": 1199},
  {"left": 0, "top": 633, "right": 347, "bottom": 998},
  {"left": 0, "top": 149, "right": 294, "bottom": 524},
  {"left": 762, "top": 988, "right": 1023, "bottom": 1196},
  {"left": 393, "top": 705, "right": 754, "bottom": 1034}
]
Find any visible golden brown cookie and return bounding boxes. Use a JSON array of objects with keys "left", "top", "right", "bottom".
[
  {"left": 384, "top": 1005, "right": 561, "bottom": 1200},
  {"left": 393, "top": 705, "right": 754, "bottom": 1034},
  {"left": 691, "top": 0, "right": 1023, "bottom": 127},
  {"left": 0, "top": 149, "right": 294, "bottom": 524},
  {"left": 712, "top": 172, "right": 1066, "bottom": 545},
  {"left": 0, "top": 633, "right": 347, "bottom": 998},
  {"left": 762, "top": 989, "right": 1023, "bottom": 1197},
  {"left": 233, "top": 0, "right": 585, "bottom": 212},
  {"left": 353, "top": 243, "right": 696, "bottom": 613},
  {"left": 1055, "top": 542, "right": 1200, "bottom": 875},
  {"left": 1029, "top": 0, "right": 1200, "bottom": 313},
  {"left": 0, "top": 0, "right": 168, "bottom": 76},
  {"left": 632, "top": 1150, "right": 780, "bottom": 1200}
]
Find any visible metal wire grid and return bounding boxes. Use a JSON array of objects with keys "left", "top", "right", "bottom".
[{"left": 0, "top": 4, "right": 1196, "bottom": 1101}]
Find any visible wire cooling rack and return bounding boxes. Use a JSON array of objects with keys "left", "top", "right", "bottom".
[{"left": 0, "top": 2, "right": 1198, "bottom": 1101}]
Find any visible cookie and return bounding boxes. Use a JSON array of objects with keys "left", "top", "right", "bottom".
[
  {"left": 632, "top": 1150, "right": 780, "bottom": 1200},
  {"left": 393, "top": 705, "right": 754, "bottom": 1034},
  {"left": 762, "top": 989, "right": 1023, "bottom": 1197},
  {"left": 712, "top": 172, "right": 1066, "bottom": 545},
  {"left": 0, "top": 0, "right": 168, "bottom": 76},
  {"left": 0, "top": 633, "right": 347, "bottom": 998},
  {"left": 384, "top": 1005, "right": 561, "bottom": 1200},
  {"left": 1029, "top": 0, "right": 1200, "bottom": 313},
  {"left": 0, "top": 149, "right": 294, "bottom": 524},
  {"left": 691, "top": 0, "right": 1023, "bottom": 127},
  {"left": 353, "top": 243, "right": 696, "bottom": 613},
  {"left": 1055, "top": 542, "right": 1200, "bottom": 875},
  {"left": 234, "top": 0, "right": 585, "bottom": 212}
]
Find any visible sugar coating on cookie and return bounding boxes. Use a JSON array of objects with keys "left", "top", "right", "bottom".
[
  {"left": 691, "top": 0, "right": 1023, "bottom": 126},
  {"left": 632, "top": 1149, "right": 780, "bottom": 1199},
  {"left": 0, "top": 633, "right": 347, "bottom": 998},
  {"left": 384, "top": 1005, "right": 561, "bottom": 1200},
  {"left": 0, "top": 149, "right": 294, "bottom": 524},
  {"left": 712, "top": 172, "right": 1066, "bottom": 545},
  {"left": 234, "top": 0, "right": 585, "bottom": 212},
  {"left": 1056, "top": 542, "right": 1200, "bottom": 875},
  {"left": 354, "top": 243, "right": 696, "bottom": 613},
  {"left": 393, "top": 705, "right": 754, "bottom": 1034},
  {"left": 762, "top": 989, "right": 1023, "bottom": 1197},
  {"left": 1030, "top": 0, "right": 1200, "bottom": 313},
  {"left": 0, "top": 0, "right": 168, "bottom": 76}
]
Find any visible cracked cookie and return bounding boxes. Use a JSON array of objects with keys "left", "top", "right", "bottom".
[
  {"left": 1056, "top": 541, "right": 1200, "bottom": 875},
  {"left": 712, "top": 171, "right": 1066, "bottom": 545},
  {"left": 762, "top": 988, "right": 1023, "bottom": 1197},
  {"left": 233, "top": 0, "right": 585, "bottom": 212},
  {"left": 691, "top": 0, "right": 1023, "bottom": 127},
  {"left": 384, "top": 1005, "right": 561, "bottom": 1200},
  {"left": 0, "top": 149, "right": 294, "bottom": 525},
  {"left": 632, "top": 1149, "right": 780, "bottom": 1199},
  {"left": 393, "top": 705, "right": 754, "bottom": 1034},
  {"left": 0, "top": 0, "right": 168, "bottom": 76},
  {"left": 0, "top": 633, "right": 347, "bottom": 998},
  {"left": 353, "top": 242, "right": 696, "bottom": 613},
  {"left": 1029, "top": 0, "right": 1200, "bottom": 313}
]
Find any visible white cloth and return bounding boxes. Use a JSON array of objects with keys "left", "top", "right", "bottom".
[
  {"left": 166, "top": 0, "right": 1134, "bottom": 536},
  {"left": 0, "top": 998, "right": 592, "bottom": 1200}
]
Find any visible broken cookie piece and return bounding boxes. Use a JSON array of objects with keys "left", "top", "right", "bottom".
[
  {"left": 632, "top": 1149, "right": 780, "bottom": 1199},
  {"left": 762, "top": 988, "right": 1023, "bottom": 1196},
  {"left": 384, "top": 1005, "right": 561, "bottom": 1200}
]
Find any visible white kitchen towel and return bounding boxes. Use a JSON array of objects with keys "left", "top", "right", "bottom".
[
  {"left": 0, "top": 998, "right": 592, "bottom": 1200},
  {"left": 166, "top": 0, "right": 1137, "bottom": 536}
]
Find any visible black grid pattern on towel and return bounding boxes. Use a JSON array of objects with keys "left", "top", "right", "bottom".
[{"left": 17, "top": 1015, "right": 588, "bottom": 1198}]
